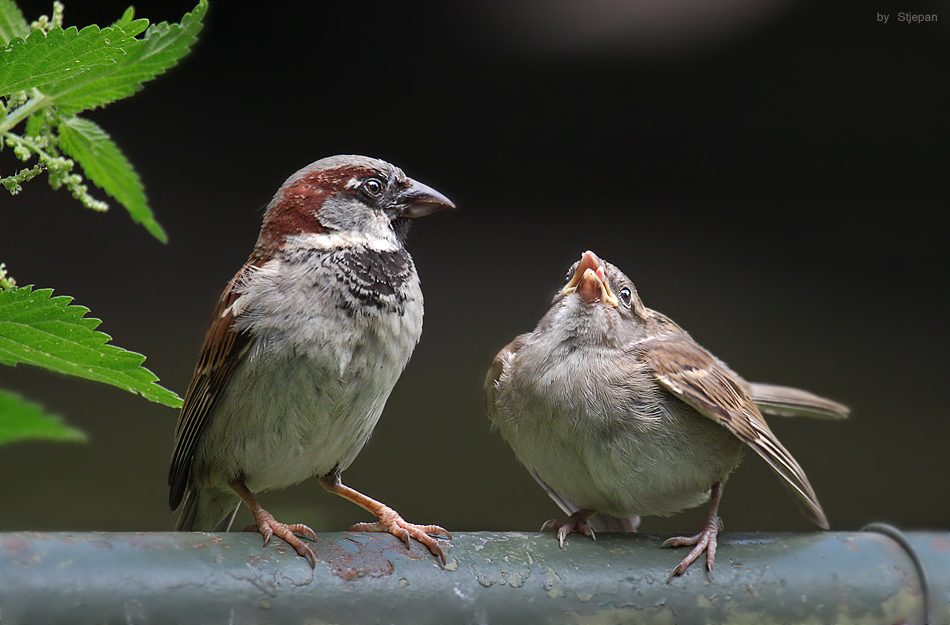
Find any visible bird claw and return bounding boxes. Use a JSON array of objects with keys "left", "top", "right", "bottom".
[
  {"left": 349, "top": 510, "right": 452, "bottom": 565},
  {"left": 244, "top": 514, "right": 317, "bottom": 568},
  {"left": 662, "top": 516, "right": 723, "bottom": 581},
  {"left": 541, "top": 512, "right": 596, "bottom": 547}
]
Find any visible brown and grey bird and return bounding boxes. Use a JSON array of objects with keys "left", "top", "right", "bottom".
[
  {"left": 169, "top": 155, "right": 454, "bottom": 566},
  {"left": 485, "top": 250, "right": 848, "bottom": 579}
]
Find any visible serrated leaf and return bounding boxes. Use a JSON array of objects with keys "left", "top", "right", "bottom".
[
  {"left": 0, "top": 24, "right": 137, "bottom": 97},
  {"left": 0, "top": 388, "right": 86, "bottom": 445},
  {"left": 49, "top": 1, "right": 207, "bottom": 115},
  {"left": 123, "top": 18, "right": 149, "bottom": 39},
  {"left": 110, "top": 10, "right": 148, "bottom": 38},
  {"left": 113, "top": 7, "right": 136, "bottom": 29},
  {"left": 59, "top": 116, "right": 167, "bottom": 243},
  {"left": 0, "top": 285, "right": 182, "bottom": 408},
  {"left": 25, "top": 109, "right": 47, "bottom": 137},
  {"left": 0, "top": 0, "right": 29, "bottom": 46}
]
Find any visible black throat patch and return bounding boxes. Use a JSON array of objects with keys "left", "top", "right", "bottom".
[{"left": 332, "top": 247, "right": 415, "bottom": 315}]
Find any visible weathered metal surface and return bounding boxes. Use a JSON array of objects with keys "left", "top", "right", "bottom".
[{"left": 1, "top": 530, "right": 947, "bottom": 624}]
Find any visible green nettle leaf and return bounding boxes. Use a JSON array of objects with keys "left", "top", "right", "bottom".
[
  {"left": 46, "top": 0, "right": 206, "bottom": 114},
  {"left": 112, "top": 7, "right": 137, "bottom": 29},
  {"left": 0, "top": 23, "right": 138, "bottom": 96},
  {"left": 25, "top": 109, "right": 48, "bottom": 137},
  {"left": 0, "top": 285, "right": 183, "bottom": 408},
  {"left": 59, "top": 116, "right": 166, "bottom": 242},
  {"left": 0, "top": 0, "right": 29, "bottom": 45},
  {"left": 1, "top": 1, "right": 207, "bottom": 242},
  {"left": 0, "top": 388, "right": 86, "bottom": 445}
]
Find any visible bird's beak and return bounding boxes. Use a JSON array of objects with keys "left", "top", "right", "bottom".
[
  {"left": 563, "top": 250, "right": 619, "bottom": 307},
  {"left": 394, "top": 178, "right": 455, "bottom": 218}
]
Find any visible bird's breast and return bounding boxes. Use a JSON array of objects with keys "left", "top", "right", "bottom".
[
  {"left": 196, "top": 249, "right": 424, "bottom": 492},
  {"left": 494, "top": 338, "right": 742, "bottom": 517}
]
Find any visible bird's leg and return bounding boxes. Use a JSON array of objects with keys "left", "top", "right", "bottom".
[
  {"left": 541, "top": 509, "right": 597, "bottom": 547},
  {"left": 661, "top": 481, "right": 724, "bottom": 581},
  {"left": 318, "top": 470, "right": 452, "bottom": 564},
  {"left": 230, "top": 478, "right": 317, "bottom": 568}
]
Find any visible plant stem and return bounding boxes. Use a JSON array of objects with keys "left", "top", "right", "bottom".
[
  {"left": 0, "top": 90, "right": 52, "bottom": 134},
  {"left": 5, "top": 132, "right": 50, "bottom": 158}
]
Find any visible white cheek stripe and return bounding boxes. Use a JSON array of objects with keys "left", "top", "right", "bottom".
[{"left": 284, "top": 231, "right": 399, "bottom": 252}]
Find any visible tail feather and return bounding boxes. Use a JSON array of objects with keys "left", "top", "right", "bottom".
[
  {"left": 749, "top": 382, "right": 850, "bottom": 420},
  {"left": 175, "top": 488, "right": 241, "bottom": 532}
]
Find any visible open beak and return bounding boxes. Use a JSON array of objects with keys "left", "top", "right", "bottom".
[
  {"left": 563, "top": 250, "right": 619, "bottom": 307},
  {"left": 394, "top": 178, "right": 455, "bottom": 218}
]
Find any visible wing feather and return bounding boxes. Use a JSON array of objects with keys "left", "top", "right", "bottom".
[
  {"left": 167, "top": 259, "right": 262, "bottom": 510},
  {"left": 483, "top": 335, "right": 527, "bottom": 422},
  {"left": 642, "top": 334, "right": 829, "bottom": 529}
]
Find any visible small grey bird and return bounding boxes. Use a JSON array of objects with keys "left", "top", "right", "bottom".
[
  {"left": 485, "top": 250, "right": 848, "bottom": 579},
  {"left": 169, "top": 155, "right": 454, "bottom": 566}
]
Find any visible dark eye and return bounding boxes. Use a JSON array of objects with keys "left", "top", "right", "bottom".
[
  {"left": 361, "top": 177, "right": 384, "bottom": 197},
  {"left": 619, "top": 287, "right": 632, "bottom": 306},
  {"left": 564, "top": 264, "right": 578, "bottom": 284}
]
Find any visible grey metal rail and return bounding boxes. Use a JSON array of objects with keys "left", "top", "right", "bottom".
[{"left": 1, "top": 528, "right": 947, "bottom": 624}]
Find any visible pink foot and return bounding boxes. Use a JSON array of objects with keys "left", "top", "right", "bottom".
[
  {"left": 661, "top": 516, "right": 722, "bottom": 581},
  {"left": 244, "top": 510, "right": 317, "bottom": 568},
  {"left": 349, "top": 506, "right": 452, "bottom": 565},
  {"left": 541, "top": 510, "right": 596, "bottom": 547}
]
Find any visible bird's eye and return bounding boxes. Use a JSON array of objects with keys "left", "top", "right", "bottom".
[
  {"left": 619, "top": 287, "right": 632, "bottom": 306},
  {"left": 361, "top": 177, "right": 384, "bottom": 197}
]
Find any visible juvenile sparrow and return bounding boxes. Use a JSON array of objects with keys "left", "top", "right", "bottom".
[
  {"left": 169, "top": 155, "right": 454, "bottom": 566},
  {"left": 485, "top": 250, "right": 848, "bottom": 579}
]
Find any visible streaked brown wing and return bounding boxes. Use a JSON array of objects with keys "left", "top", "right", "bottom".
[
  {"left": 167, "top": 259, "right": 261, "bottom": 510},
  {"left": 641, "top": 334, "right": 829, "bottom": 529},
  {"left": 483, "top": 334, "right": 527, "bottom": 422}
]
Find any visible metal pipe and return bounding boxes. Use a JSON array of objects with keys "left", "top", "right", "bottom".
[{"left": 1, "top": 529, "right": 947, "bottom": 624}]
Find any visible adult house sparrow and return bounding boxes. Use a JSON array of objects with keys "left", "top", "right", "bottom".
[
  {"left": 169, "top": 155, "right": 454, "bottom": 566},
  {"left": 485, "top": 251, "right": 848, "bottom": 579}
]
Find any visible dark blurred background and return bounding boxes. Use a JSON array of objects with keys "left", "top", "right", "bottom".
[{"left": 2, "top": 0, "right": 946, "bottom": 538}]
